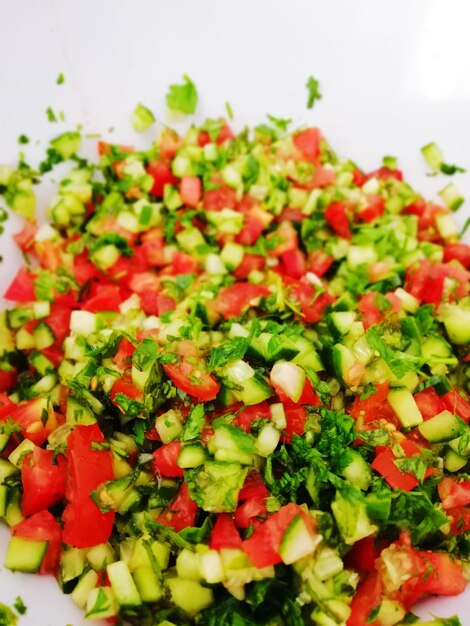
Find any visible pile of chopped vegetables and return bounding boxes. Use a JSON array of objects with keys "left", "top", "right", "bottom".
[{"left": 0, "top": 109, "right": 469, "bottom": 626}]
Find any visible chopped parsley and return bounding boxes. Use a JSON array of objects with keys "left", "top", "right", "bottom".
[
  {"left": 166, "top": 74, "right": 198, "bottom": 114},
  {"left": 306, "top": 74, "right": 322, "bottom": 109}
]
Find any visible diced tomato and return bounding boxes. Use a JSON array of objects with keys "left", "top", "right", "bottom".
[
  {"left": 367, "top": 167, "right": 403, "bottom": 182},
  {"left": 281, "top": 404, "right": 307, "bottom": 444},
  {"left": 293, "top": 128, "right": 321, "bottom": 163},
  {"left": 345, "top": 537, "right": 380, "bottom": 574},
  {"left": 442, "top": 389, "right": 470, "bottom": 422},
  {"left": 21, "top": 448, "right": 67, "bottom": 516},
  {"left": 198, "top": 122, "right": 234, "bottom": 147},
  {"left": 112, "top": 338, "right": 135, "bottom": 370},
  {"left": 152, "top": 440, "right": 184, "bottom": 478},
  {"left": 267, "top": 222, "right": 298, "bottom": 257},
  {"left": 448, "top": 506, "right": 470, "bottom": 534},
  {"left": 357, "top": 195, "right": 385, "bottom": 223},
  {"left": 372, "top": 439, "right": 434, "bottom": 491},
  {"left": 234, "top": 401, "right": 271, "bottom": 432},
  {"left": 167, "top": 251, "right": 199, "bottom": 275},
  {"left": 324, "top": 201, "right": 351, "bottom": 239},
  {"left": 349, "top": 382, "right": 390, "bottom": 422},
  {"left": 3, "top": 267, "right": 36, "bottom": 302},
  {"left": 155, "top": 482, "right": 197, "bottom": 532},
  {"left": 307, "top": 250, "right": 334, "bottom": 277},
  {"left": 147, "top": 161, "right": 178, "bottom": 197},
  {"left": 406, "top": 259, "right": 469, "bottom": 306},
  {"left": 0, "top": 369, "right": 17, "bottom": 393},
  {"left": 346, "top": 573, "right": 382, "bottom": 626},
  {"left": 203, "top": 186, "right": 237, "bottom": 211},
  {"left": 213, "top": 283, "right": 270, "bottom": 319},
  {"left": 438, "top": 477, "right": 470, "bottom": 510},
  {"left": 83, "top": 285, "right": 123, "bottom": 313},
  {"left": 41, "top": 346, "right": 64, "bottom": 368},
  {"left": 278, "top": 207, "right": 306, "bottom": 223},
  {"left": 413, "top": 387, "right": 446, "bottom": 420},
  {"left": 233, "top": 254, "right": 265, "bottom": 280},
  {"left": 444, "top": 243, "right": 470, "bottom": 269},
  {"left": 306, "top": 165, "right": 335, "bottom": 189},
  {"left": 110, "top": 379, "right": 144, "bottom": 407},
  {"left": 9, "top": 398, "right": 58, "bottom": 446},
  {"left": 159, "top": 128, "right": 183, "bottom": 160},
  {"left": 234, "top": 496, "right": 267, "bottom": 528},
  {"left": 238, "top": 470, "right": 269, "bottom": 501},
  {"left": 242, "top": 502, "right": 315, "bottom": 568},
  {"left": 45, "top": 306, "right": 72, "bottom": 347},
  {"left": 280, "top": 248, "right": 306, "bottom": 279},
  {"left": 35, "top": 241, "right": 64, "bottom": 272},
  {"left": 358, "top": 291, "right": 401, "bottom": 330},
  {"left": 0, "top": 393, "right": 15, "bottom": 422},
  {"left": 62, "top": 424, "right": 115, "bottom": 548},
  {"left": 298, "top": 379, "right": 322, "bottom": 406},
  {"left": 180, "top": 176, "right": 202, "bottom": 208},
  {"left": 352, "top": 169, "right": 367, "bottom": 187},
  {"left": 287, "top": 279, "right": 334, "bottom": 323},
  {"left": 163, "top": 353, "right": 219, "bottom": 401},
  {"left": 73, "top": 251, "right": 101, "bottom": 284},
  {"left": 12, "top": 510, "right": 62, "bottom": 575},
  {"left": 140, "top": 229, "right": 166, "bottom": 267},
  {"left": 13, "top": 221, "right": 37, "bottom": 252},
  {"left": 235, "top": 210, "right": 268, "bottom": 246},
  {"left": 209, "top": 514, "right": 242, "bottom": 550},
  {"left": 403, "top": 201, "right": 447, "bottom": 243}
]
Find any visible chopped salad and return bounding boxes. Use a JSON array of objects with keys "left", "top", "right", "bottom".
[{"left": 0, "top": 110, "right": 469, "bottom": 626}]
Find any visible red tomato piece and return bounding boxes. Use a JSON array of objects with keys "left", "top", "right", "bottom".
[
  {"left": 198, "top": 123, "right": 234, "bottom": 147},
  {"left": 140, "top": 229, "right": 166, "bottom": 267},
  {"left": 112, "top": 338, "right": 136, "bottom": 370},
  {"left": 234, "top": 496, "right": 267, "bottom": 529},
  {"left": 213, "top": 283, "right": 270, "bottom": 320},
  {"left": 349, "top": 382, "right": 390, "bottom": 422},
  {"left": 442, "top": 389, "right": 470, "bottom": 422},
  {"left": 45, "top": 306, "right": 72, "bottom": 347},
  {"left": 358, "top": 292, "right": 401, "bottom": 330},
  {"left": 9, "top": 398, "right": 58, "bottom": 446},
  {"left": 83, "top": 285, "right": 123, "bottom": 313},
  {"left": 180, "top": 176, "right": 202, "bottom": 208},
  {"left": 152, "top": 440, "right": 184, "bottom": 478},
  {"left": 438, "top": 477, "right": 470, "bottom": 510},
  {"left": 3, "top": 267, "right": 36, "bottom": 302},
  {"left": 62, "top": 424, "right": 115, "bottom": 548},
  {"left": 357, "top": 195, "right": 385, "bottom": 223},
  {"left": 0, "top": 393, "right": 15, "bottom": 421},
  {"left": 21, "top": 448, "right": 67, "bottom": 517},
  {"left": 41, "top": 346, "right": 64, "bottom": 368},
  {"left": 448, "top": 506, "right": 470, "bottom": 534},
  {"left": 73, "top": 251, "right": 101, "bottom": 284},
  {"left": 293, "top": 128, "right": 322, "bottom": 163},
  {"left": 203, "top": 186, "right": 237, "bottom": 211},
  {"left": 234, "top": 401, "right": 271, "bottom": 432},
  {"left": 307, "top": 250, "right": 334, "bottom": 277},
  {"left": 267, "top": 222, "right": 298, "bottom": 257},
  {"left": 0, "top": 369, "right": 17, "bottom": 393},
  {"left": 281, "top": 404, "right": 307, "bottom": 444},
  {"left": 147, "top": 161, "right": 178, "bottom": 197},
  {"left": 413, "top": 387, "right": 446, "bottom": 420},
  {"left": 13, "top": 221, "right": 37, "bottom": 252},
  {"left": 367, "top": 167, "right": 403, "bottom": 182},
  {"left": 345, "top": 537, "right": 380, "bottom": 574},
  {"left": 233, "top": 254, "right": 265, "bottom": 280},
  {"left": 155, "top": 482, "right": 198, "bottom": 532},
  {"left": 346, "top": 573, "right": 382, "bottom": 626},
  {"left": 288, "top": 279, "right": 334, "bottom": 323},
  {"left": 163, "top": 358, "right": 219, "bottom": 401},
  {"left": 372, "top": 439, "right": 434, "bottom": 491},
  {"left": 444, "top": 243, "right": 470, "bottom": 269},
  {"left": 159, "top": 129, "right": 183, "bottom": 160},
  {"left": 110, "top": 379, "right": 144, "bottom": 407},
  {"left": 281, "top": 249, "right": 306, "bottom": 279},
  {"left": 12, "top": 510, "right": 62, "bottom": 575},
  {"left": 209, "top": 514, "right": 242, "bottom": 550},
  {"left": 324, "top": 201, "right": 352, "bottom": 239},
  {"left": 167, "top": 251, "right": 199, "bottom": 275},
  {"left": 238, "top": 470, "right": 269, "bottom": 501},
  {"left": 235, "top": 212, "right": 266, "bottom": 246}
]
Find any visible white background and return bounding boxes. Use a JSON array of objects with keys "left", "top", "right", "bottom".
[{"left": 0, "top": 0, "right": 470, "bottom": 624}]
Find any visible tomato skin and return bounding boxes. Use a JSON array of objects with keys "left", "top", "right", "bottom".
[
  {"left": 163, "top": 360, "right": 220, "bottom": 401},
  {"left": 444, "top": 243, "right": 470, "bottom": 269},
  {"left": 180, "top": 176, "right": 202, "bottom": 208},
  {"left": 324, "top": 201, "right": 351, "bottom": 239},
  {"left": 82, "top": 285, "right": 123, "bottom": 313},
  {"left": 442, "top": 389, "right": 470, "bottom": 422},
  {"left": 372, "top": 439, "right": 434, "bottom": 491},
  {"left": 9, "top": 398, "right": 58, "bottom": 446},
  {"left": 358, "top": 291, "right": 401, "bottom": 330},
  {"left": 12, "top": 510, "right": 62, "bottom": 575},
  {"left": 0, "top": 369, "right": 17, "bottom": 393},
  {"left": 357, "top": 195, "right": 385, "bottom": 222},
  {"left": 307, "top": 250, "right": 334, "bottom": 277},
  {"left": 287, "top": 279, "right": 334, "bottom": 323},
  {"left": 203, "top": 186, "right": 237, "bottom": 211},
  {"left": 155, "top": 482, "right": 198, "bottom": 532},
  {"left": 236, "top": 212, "right": 267, "bottom": 246},
  {"left": 209, "top": 514, "right": 242, "bottom": 550},
  {"left": 281, "top": 249, "right": 306, "bottom": 279},
  {"left": 13, "top": 221, "right": 37, "bottom": 252},
  {"left": 281, "top": 404, "right": 307, "bottom": 444},
  {"left": 213, "top": 283, "right": 270, "bottom": 319},
  {"left": 406, "top": 259, "right": 469, "bottom": 306},
  {"left": 21, "top": 448, "right": 67, "bottom": 517},
  {"left": 112, "top": 338, "right": 135, "bottom": 370},
  {"left": 62, "top": 424, "right": 115, "bottom": 548},
  {"left": 147, "top": 161, "right": 178, "bottom": 197},
  {"left": 438, "top": 477, "right": 470, "bottom": 509},
  {"left": 3, "top": 267, "right": 36, "bottom": 302},
  {"left": 346, "top": 573, "right": 382, "bottom": 626},
  {"left": 152, "top": 440, "right": 184, "bottom": 478},
  {"left": 234, "top": 496, "right": 267, "bottom": 529},
  {"left": 238, "top": 470, "right": 269, "bottom": 501},
  {"left": 233, "top": 254, "right": 265, "bottom": 280},
  {"left": 293, "top": 128, "right": 321, "bottom": 163},
  {"left": 448, "top": 506, "right": 470, "bottom": 534},
  {"left": 110, "top": 379, "right": 144, "bottom": 407},
  {"left": 349, "top": 381, "right": 390, "bottom": 422},
  {"left": 345, "top": 537, "right": 380, "bottom": 574},
  {"left": 413, "top": 387, "right": 446, "bottom": 420},
  {"left": 234, "top": 401, "right": 271, "bottom": 432}
]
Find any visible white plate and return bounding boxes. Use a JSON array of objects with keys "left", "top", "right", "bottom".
[{"left": 0, "top": 0, "right": 470, "bottom": 623}]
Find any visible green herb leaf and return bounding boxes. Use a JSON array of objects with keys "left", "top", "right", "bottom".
[
  {"left": 46, "top": 106, "right": 57, "bottom": 122},
  {"left": 181, "top": 404, "right": 205, "bottom": 441},
  {"left": 306, "top": 75, "right": 322, "bottom": 109},
  {"left": 185, "top": 461, "right": 248, "bottom": 512},
  {"left": 56, "top": 72, "right": 65, "bottom": 85},
  {"left": 166, "top": 74, "right": 198, "bottom": 115}
]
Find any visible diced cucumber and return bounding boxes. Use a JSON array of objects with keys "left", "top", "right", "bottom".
[
  {"left": 235, "top": 374, "right": 273, "bottom": 406},
  {"left": 341, "top": 449, "right": 372, "bottom": 491},
  {"left": 87, "top": 542, "right": 115, "bottom": 571},
  {"left": 270, "top": 361, "right": 305, "bottom": 403},
  {"left": 440, "top": 304, "right": 470, "bottom": 346},
  {"left": 85, "top": 587, "right": 119, "bottom": 620},
  {"left": 132, "top": 564, "right": 163, "bottom": 602},
  {"left": 0, "top": 458, "right": 19, "bottom": 483},
  {"left": 166, "top": 578, "right": 214, "bottom": 616},
  {"left": 421, "top": 142, "right": 443, "bottom": 171},
  {"left": 132, "top": 103, "right": 155, "bottom": 132},
  {"left": 438, "top": 182, "right": 464, "bottom": 211},
  {"left": 61, "top": 548, "right": 89, "bottom": 583},
  {"left": 331, "top": 491, "right": 377, "bottom": 545},
  {"left": 155, "top": 409, "right": 183, "bottom": 443},
  {"left": 33, "top": 321, "right": 55, "bottom": 349},
  {"left": 107, "top": 560, "right": 142, "bottom": 607},
  {"left": 375, "top": 598, "right": 406, "bottom": 626},
  {"left": 444, "top": 448, "right": 467, "bottom": 472},
  {"left": 279, "top": 514, "right": 321, "bottom": 565},
  {"left": 70, "top": 310, "right": 99, "bottom": 336},
  {"left": 327, "top": 311, "right": 356, "bottom": 339},
  {"left": 50, "top": 131, "right": 81, "bottom": 159},
  {"left": 221, "top": 242, "right": 244, "bottom": 270},
  {"left": 0, "top": 485, "right": 8, "bottom": 517},
  {"left": 418, "top": 410, "right": 463, "bottom": 443},
  {"left": 270, "top": 403, "right": 287, "bottom": 429},
  {"left": 387, "top": 387, "right": 423, "bottom": 428},
  {"left": 16, "top": 327, "right": 35, "bottom": 350},
  {"left": 178, "top": 443, "right": 206, "bottom": 468},
  {"left": 72, "top": 569, "right": 99, "bottom": 609},
  {"left": 8, "top": 439, "right": 37, "bottom": 468},
  {"left": 312, "top": 546, "right": 343, "bottom": 581},
  {"left": 5, "top": 536, "right": 48, "bottom": 572},
  {"left": 176, "top": 549, "right": 203, "bottom": 581},
  {"left": 436, "top": 213, "right": 458, "bottom": 238},
  {"left": 66, "top": 397, "right": 96, "bottom": 425},
  {"left": 332, "top": 343, "right": 363, "bottom": 387},
  {"left": 198, "top": 549, "right": 225, "bottom": 583}
]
